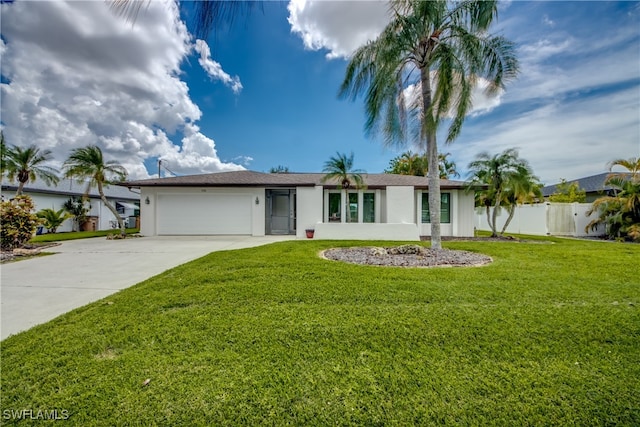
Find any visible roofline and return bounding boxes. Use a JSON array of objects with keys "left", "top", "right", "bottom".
[
  {"left": 121, "top": 183, "right": 481, "bottom": 190},
  {"left": 1, "top": 184, "right": 140, "bottom": 200}
]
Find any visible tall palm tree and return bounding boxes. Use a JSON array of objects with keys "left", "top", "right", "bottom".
[
  {"left": 4, "top": 144, "right": 60, "bottom": 196},
  {"left": 321, "top": 152, "right": 365, "bottom": 223},
  {"left": 63, "top": 145, "right": 128, "bottom": 236},
  {"left": 340, "top": 0, "right": 518, "bottom": 248},
  {"left": 466, "top": 148, "right": 539, "bottom": 237}
]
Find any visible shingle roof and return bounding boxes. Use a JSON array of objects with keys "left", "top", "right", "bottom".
[
  {"left": 1, "top": 177, "right": 140, "bottom": 200},
  {"left": 121, "top": 170, "right": 471, "bottom": 190},
  {"left": 542, "top": 172, "right": 633, "bottom": 196}
]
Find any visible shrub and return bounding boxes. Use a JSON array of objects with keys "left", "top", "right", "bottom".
[
  {"left": 0, "top": 195, "right": 41, "bottom": 250},
  {"left": 548, "top": 179, "right": 586, "bottom": 203},
  {"left": 36, "top": 208, "right": 72, "bottom": 233}
]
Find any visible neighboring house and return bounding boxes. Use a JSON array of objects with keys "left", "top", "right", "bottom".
[
  {"left": 1, "top": 178, "right": 141, "bottom": 232},
  {"left": 122, "top": 170, "right": 477, "bottom": 240},
  {"left": 542, "top": 172, "right": 632, "bottom": 203}
]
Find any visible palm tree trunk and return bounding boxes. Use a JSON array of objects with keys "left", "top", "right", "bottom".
[
  {"left": 490, "top": 191, "right": 502, "bottom": 237},
  {"left": 97, "top": 181, "right": 126, "bottom": 236},
  {"left": 485, "top": 205, "right": 496, "bottom": 236},
  {"left": 421, "top": 66, "right": 441, "bottom": 249},
  {"left": 16, "top": 181, "right": 25, "bottom": 196},
  {"left": 344, "top": 188, "right": 349, "bottom": 223},
  {"left": 500, "top": 204, "right": 516, "bottom": 235}
]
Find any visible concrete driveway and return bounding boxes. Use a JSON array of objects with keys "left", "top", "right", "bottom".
[{"left": 0, "top": 235, "right": 294, "bottom": 340}]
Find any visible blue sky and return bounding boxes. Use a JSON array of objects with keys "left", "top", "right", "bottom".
[{"left": 1, "top": 1, "right": 639, "bottom": 184}]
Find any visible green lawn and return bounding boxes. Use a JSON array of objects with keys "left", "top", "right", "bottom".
[
  {"left": 29, "top": 228, "right": 140, "bottom": 243},
  {"left": 1, "top": 237, "right": 638, "bottom": 425}
]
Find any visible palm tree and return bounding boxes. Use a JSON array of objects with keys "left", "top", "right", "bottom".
[
  {"left": 439, "top": 152, "right": 460, "bottom": 179},
  {"left": 498, "top": 163, "right": 542, "bottom": 235},
  {"left": 466, "top": 149, "right": 539, "bottom": 237},
  {"left": 340, "top": 0, "right": 518, "bottom": 249},
  {"left": 587, "top": 157, "right": 640, "bottom": 241},
  {"left": 4, "top": 144, "right": 60, "bottom": 196},
  {"left": 36, "top": 208, "right": 72, "bottom": 234},
  {"left": 321, "top": 152, "right": 365, "bottom": 223},
  {"left": 63, "top": 145, "right": 128, "bottom": 236}
]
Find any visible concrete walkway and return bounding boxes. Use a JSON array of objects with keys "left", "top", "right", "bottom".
[{"left": 0, "top": 235, "right": 295, "bottom": 340}]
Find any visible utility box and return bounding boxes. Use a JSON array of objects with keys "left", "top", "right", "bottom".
[{"left": 82, "top": 216, "right": 98, "bottom": 231}]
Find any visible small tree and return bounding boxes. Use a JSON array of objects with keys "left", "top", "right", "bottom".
[
  {"left": 548, "top": 179, "right": 586, "bottom": 203},
  {"left": 0, "top": 195, "right": 41, "bottom": 250},
  {"left": 63, "top": 196, "right": 91, "bottom": 232},
  {"left": 466, "top": 149, "right": 541, "bottom": 237},
  {"left": 385, "top": 151, "right": 459, "bottom": 179},
  {"left": 269, "top": 165, "right": 290, "bottom": 174},
  {"left": 36, "top": 208, "right": 72, "bottom": 234},
  {"left": 586, "top": 158, "right": 640, "bottom": 241}
]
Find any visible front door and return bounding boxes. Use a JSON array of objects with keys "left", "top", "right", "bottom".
[{"left": 267, "top": 190, "right": 296, "bottom": 235}]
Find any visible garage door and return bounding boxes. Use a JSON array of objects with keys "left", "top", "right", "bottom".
[{"left": 157, "top": 194, "right": 252, "bottom": 235}]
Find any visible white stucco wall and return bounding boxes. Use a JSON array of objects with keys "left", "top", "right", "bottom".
[
  {"left": 296, "top": 186, "right": 323, "bottom": 238},
  {"left": 474, "top": 202, "right": 604, "bottom": 237},
  {"left": 313, "top": 223, "right": 420, "bottom": 240},
  {"left": 385, "top": 186, "right": 415, "bottom": 223},
  {"left": 417, "top": 190, "right": 475, "bottom": 237}
]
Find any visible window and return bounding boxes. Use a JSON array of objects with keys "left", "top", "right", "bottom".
[
  {"left": 348, "top": 193, "right": 358, "bottom": 222},
  {"left": 363, "top": 193, "right": 375, "bottom": 223},
  {"left": 422, "top": 193, "right": 451, "bottom": 223},
  {"left": 328, "top": 193, "right": 341, "bottom": 222}
]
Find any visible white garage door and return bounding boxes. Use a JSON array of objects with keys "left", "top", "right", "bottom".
[{"left": 157, "top": 194, "right": 252, "bottom": 235}]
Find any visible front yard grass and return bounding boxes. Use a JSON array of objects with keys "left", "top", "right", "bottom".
[
  {"left": 29, "top": 228, "right": 140, "bottom": 243},
  {"left": 1, "top": 237, "right": 638, "bottom": 425}
]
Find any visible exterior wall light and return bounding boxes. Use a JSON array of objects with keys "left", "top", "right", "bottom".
[
  {"left": 255, "top": 197, "right": 260, "bottom": 205},
  {"left": 145, "top": 196, "right": 150, "bottom": 205}
]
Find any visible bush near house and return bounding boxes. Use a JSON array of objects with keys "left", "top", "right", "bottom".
[
  {"left": 36, "top": 208, "right": 72, "bottom": 234},
  {"left": 587, "top": 158, "right": 640, "bottom": 242},
  {"left": 548, "top": 179, "right": 586, "bottom": 203},
  {"left": 0, "top": 195, "right": 41, "bottom": 250}
]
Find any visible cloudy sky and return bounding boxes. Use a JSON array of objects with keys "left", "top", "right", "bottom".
[{"left": 1, "top": 0, "right": 638, "bottom": 184}]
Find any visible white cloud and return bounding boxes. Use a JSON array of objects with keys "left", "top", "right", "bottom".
[
  {"left": 401, "top": 76, "right": 505, "bottom": 119},
  {"left": 450, "top": 87, "right": 640, "bottom": 184},
  {"left": 0, "top": 0, "right": 244, "bottom": 179},
  {"left": 158, "top": 123, "right": 245, "bottom": 175},
  {"left": 194, "top": 39, "right": 243, "bottom": 94},
  {"left": 287, "top": 0, "right": 390, "bottom": 59}
]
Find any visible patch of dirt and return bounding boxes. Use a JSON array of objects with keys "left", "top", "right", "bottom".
[
  {"left": 321, "top": 244, "right": 492, "bottom": 268},
  {"left": 0, "top": 243, "right": 60, "bottom": 263}
]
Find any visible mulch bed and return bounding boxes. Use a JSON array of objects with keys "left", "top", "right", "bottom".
[{"left": 321, "top": 244, "right": 492, "bottom": 268}]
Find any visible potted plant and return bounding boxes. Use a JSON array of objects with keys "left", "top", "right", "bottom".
[{"left": 305, "top": 228, "right": 315, "bottom": 239}]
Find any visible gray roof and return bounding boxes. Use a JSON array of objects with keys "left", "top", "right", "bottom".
[
  {"left": 542, "top": 172, "right": 633, "bottom": 196},
  {"left": 122, "top": 170, "right": 472, "bottom": 190},
  {"left": 1, "top": 177, "right": 140, "bottom": 201}
]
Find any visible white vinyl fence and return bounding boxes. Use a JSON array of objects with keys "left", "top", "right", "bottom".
[{"left": 475, "top": 203, "right": 605, "bottom": 237}]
